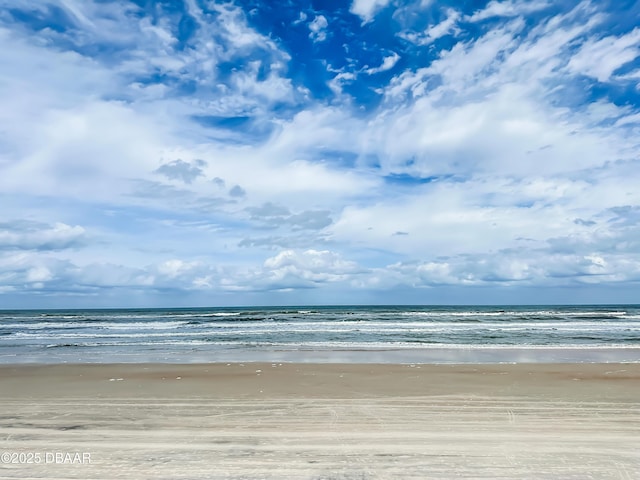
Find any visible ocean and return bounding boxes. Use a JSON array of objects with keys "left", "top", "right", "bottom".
[{"left": 1, "top": 305, "right": 639, "bottom": 364}]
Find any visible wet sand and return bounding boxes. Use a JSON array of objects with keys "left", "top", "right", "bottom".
[{"left": 1, "top": 363, "right": 639, "bottom": 479}]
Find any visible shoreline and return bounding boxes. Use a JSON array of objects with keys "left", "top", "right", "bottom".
[
  {"left": 2, "top": 362, "right": 639, "bottom": 478},
  {"left": 3, "top": 345, "right": 640, "bottom": 365},
  {"left": 2, "top": 362, "right": 640, "bottom": 399}
]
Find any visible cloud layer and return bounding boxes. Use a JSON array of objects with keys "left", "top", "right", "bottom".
[{"left": 1, "top": 0, "right": 639, "bottom": 307}]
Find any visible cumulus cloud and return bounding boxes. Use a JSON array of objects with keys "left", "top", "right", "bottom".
[
  {"left": 258, "top": 249, "right": 363, "bottom": 288},
  {"left": 0, "top": 221, "right": 86, "bottom": 251},
  {"left": 0, "top": 248, "right": 363, "bottom": 301},
  {"left": 308, "top": 15, "right": 328, "bottom": 42},
  {"left": 0, "top": 252, "right": 211, "bottom": 298},
  {"left": 382, "top": 248, "right": 640, "bottom": 288},
  {"left": 1, "top": 227, "right": 639, "bottom": 304},
  {"left": 350, "top": 0, "right": 393, "bottom": 23}
]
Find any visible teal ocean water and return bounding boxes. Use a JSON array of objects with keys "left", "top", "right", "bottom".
[{"left": 1, "top": 305, "right": 639, "bottom": 363}]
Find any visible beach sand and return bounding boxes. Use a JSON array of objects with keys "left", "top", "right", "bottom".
[{"left": 0, "top": 363, "right": 639, "bottom": 479}]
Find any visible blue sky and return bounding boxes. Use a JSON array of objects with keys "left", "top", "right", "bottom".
[{"left": 1, "top": 0, "right": 640, "bottom": 307}]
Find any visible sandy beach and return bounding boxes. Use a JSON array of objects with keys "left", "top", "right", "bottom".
[{"left": 1, "top": 362, "right": 639, "bottom": 479}]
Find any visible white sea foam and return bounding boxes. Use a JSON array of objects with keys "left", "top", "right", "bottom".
[
  {"left": 400, "top": 310, "right": 628, "bottom": 317},
  {"left": 38, "top": 340, "right": 640, "bottom": 349}
]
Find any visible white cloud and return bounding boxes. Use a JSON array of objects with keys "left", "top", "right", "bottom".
[
  {"left": 350, "top": 0, "right": 392, "bottom": 23},
  {"left": 0, "top": 100, "right": 172, "bottom": 201},
  {"left": 259, "top": 249, "right": 363, "bottom": 288},
  {"left": 26, "top": 266, "right": 53, "bottom": 283},
  {"left": 423, "top": 8, "right": 460, "bottom": 43},
  {"left": 0, "top": 248, "right": 365, "bottom": 297},
  {"left": 400, "top": 8, "right": 460, "bottom": 45},
  {"left": 308, "top": 15, "right": 328, "bottom": 42},
  {"left": 365, "top": 52, "right": 400, "bottom": 74},
  {"left": 293, "top": 12, "right": 308, "bottom": 25},
  {"left": 229, "top": 60, "right": 294, "bottom": 105},
  {"left": 1, "top": 212, "right": 639, "bottom": 302},
  {"left": 264, "top": 249, "right": 352, "bottom": 272},
  {"left": 371, "top": 4, "right": 640, "bottom": 186},
  {"left": 0, "top": 221, "right": 86, "bottom": 251},
  {"left": 330, "top": 167, "right": 640, "bottom": 264},
  {"left": 156, "top": 259, "right": 199, "bottom": 279},
  {"left": 376, "top": 249, "right": 640, "bottom": 288},
  {"left": 566, "top": 28, "right": 640, "bottom": 82},
  {"left": 328, "top": 71, "right": 357, "bottom": 95},
  {"left": 468, "top": 0, "right": 552, "bottom": 22},
  {"left": 211, "top": 3, "right": 279, "bottom": 52}
]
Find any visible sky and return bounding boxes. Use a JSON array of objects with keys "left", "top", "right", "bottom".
[{"left": 1, "top": 0, "right": 640, "bottom": 308}]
